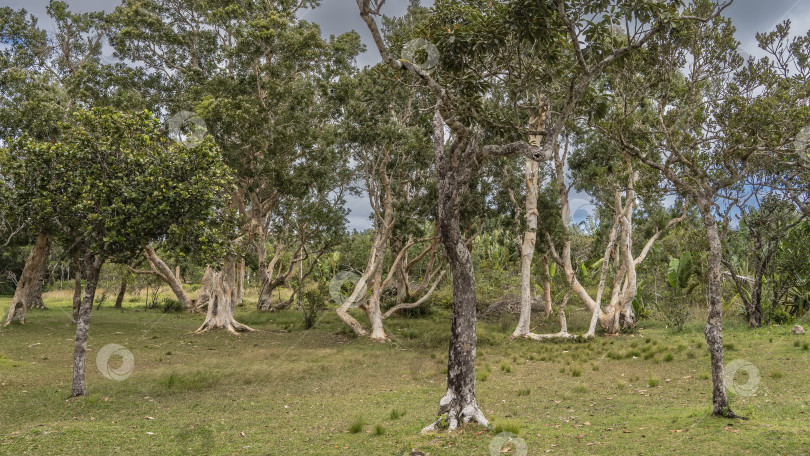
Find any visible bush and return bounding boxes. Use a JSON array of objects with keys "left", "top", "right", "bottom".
[
  {"left": 161, "top": 298, "right": 184, "bottom": 313},
  {"left": 302, "top": 281, "right": 329, "bottom": 330}
]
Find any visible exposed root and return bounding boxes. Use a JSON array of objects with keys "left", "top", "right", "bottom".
[
  {"left": 194, "top": 320, "right": 255, "bottom": 335},
  {"left": 420, "top": 390, "right": 489, "bottom": 433},
  {"left": 712, "top": 408, "right": 749, "bottom": 420}
]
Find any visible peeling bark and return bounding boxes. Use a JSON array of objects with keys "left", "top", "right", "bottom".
[
  {"left": 700, "top": 203, "right": 737, "bottom": 418},
  {"left": 195, "top": 262, "right": 254, "bottom": 334},
  {"left": 71, "top": 252, "right": 104, "bottom": 397},
  {"left": 72, "top": 250, "right": 82, "bottom": 323},
  {"left": 4, "top": 232, "right": 49, "bottom": 326},
  {"left": 114, "top": 275, "right": 127, "bottom": 309},
  {"left": 140, "top": 245, "right": 193, "bottom": 310}
]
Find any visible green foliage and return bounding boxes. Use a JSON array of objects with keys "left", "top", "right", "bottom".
[{"left": 302, "top": 281, "right": 329, "bottom": 330}]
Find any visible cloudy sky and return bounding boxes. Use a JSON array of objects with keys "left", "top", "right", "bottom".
[{"left": 5, "top": 0, "right": 810, "bottom": 229}]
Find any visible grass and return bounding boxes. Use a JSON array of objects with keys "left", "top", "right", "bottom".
[{"left": 1, "top": 293, "right": 810, "bottom": 454}]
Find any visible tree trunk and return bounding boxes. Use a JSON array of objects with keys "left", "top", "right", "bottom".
[
  {"left": 422, "top": 111, "right": 487, "bottom": 432},
  {"left": 143, "top": 245, "right": 193, "bottom": 310},
  {"left": 4, "top": 232, "right": 49, "bottom": 326},
  {"left": 195, "top": 262, "right": 254, "bottom": 334},
  {"left": 748, "top": 240, "right": 764, "bottom": 327},
  {"left": 114, "top": 275, "right": 127, "bottom": 309},
  {"left": 700, "top": 204, "right": 737, "bottom": 418},
  {"left": 71, "top": 253, "right": 104, "bottom": 397},
  {"left": 28, "top": 237, "right": 50, "bottom": 310},
  {"left": 72, "top": 250, "right": 82, "bottom": 323},
  {"left": 541, "top": 255, "right": 553, "bottom": 318},
  {"left": 235, "top": 258, "right": 245, "bottom": 307},
  {"left": 512, "top": 157, "right": 540, "bottom": 338}
]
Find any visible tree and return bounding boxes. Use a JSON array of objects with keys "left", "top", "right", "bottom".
[
  {"left": 109, "top": 0, "right": 361, "bottom": 312},
  {"left": 1, "top": 1, "right": 151, "bottom": 324},
  {"left": 5, "top": 108, "right": 232, "bottom": 396},
  {"left": 724, "top": 197, "right": 801, "bottom": 327},
  {"left": 336, "top": 64, "right": 445, "bottom": 340},
  {"left": 356, "top": 0, "right": 720, "bottom": 432},
  {"left": 598, "top": 2, "right": 808, "bottom": 417}
]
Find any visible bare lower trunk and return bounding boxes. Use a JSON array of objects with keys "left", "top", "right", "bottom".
[
  {"left": 196, "top": 267, "right": 213, "bottom": 309},
  {"left": 749, "top": 262, "right": 764, "bottom": 327},
  {"left": 114, "top": 276, "right": 127, "bottom": 309},
  {"left": 235, "top": 258, "right": 245, "bottom": 307},
  {"left": 195, "top": 262, "right": 254, "bottom": 334},
  {"left": 541, "top": 255, "right": 553, "bottom": 318},
  {"left": 512, "top": 157, "right": 540, "bottom": 338},
  {"left": 72, "top": 250, "right": 82, "bottom": 323},
  {"left": 71, "top": 253, "right": 104, "bottom": 397},
  {"left": 4, "top": 232, "right": 49, "bottom": 326},
  {"left": 143, "top": 245, "right": 193, "bottom": 310},
  {"left": 28, "top": 238, "right": 50, "bottom": 310},
  {"left": 701, "top": 205, "right": 738, "bottom": 418},
  {"left": 423, "top": 111, "right": 487, "bottom": 432}
]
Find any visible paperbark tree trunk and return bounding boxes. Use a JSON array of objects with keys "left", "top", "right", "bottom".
[
  {"left": 4, "top": 232, "right": 49, "bottom": 326},
  {"left": 114, "top": 276, "right": 127, "bottom": 309},
  {"left": 235, "top": 258, "right": 245, "bottom": 307},
  {"left": 142, "top": 245, "right": 193, "bottom": 310},
  {"left": 699, "top": 202, "right": 737, "bottom": 418},
  {"left": 422, "top": 111, "right": 487, "bottom": 432},
  {"left": 513, "top": 109, "right": 546, "bottom": 338},
  {"left": 195, "top": 262, "right": 254, "bottom": 334},
  {"left": 28, "top": 238, "right": 50, "bottom": 310},
  {"left": 541, "top": 255, "right": 553, "bottom": 318},
  {"left": 72, "top": 250, "right": 82, "bottom": 323},
  {"left": 512, "top": 157, "right": 540, "bottom": 338},
  {"left": 71, "top": 253, "right": 104, "bottom": 397}
]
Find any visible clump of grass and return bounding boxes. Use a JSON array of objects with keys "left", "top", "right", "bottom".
[
  {"left": 500, "top": 362, "right": 511, "bottom": 373},
  {"left": 617, "top": 381, "right": 627, "bottom": 390},
  {"left": 794, "top": 340, "right": 801, "bottom": 348},
  {"left": 572, "top": 384, "right": 588, "bottom": 394},
  {"left": 478, "top": 372, "right": 489, "bottom": 382},
  {"left": 493, "top": 421, "right": 520, "bottom": 435},
  {"left": 698, "top": 373, "right": 710, "bottom": 380},
  {"left": 348, "top": 415, "right": 365, "bottom": 434},
  {"left": 770, "top": 371, "right": 783, "bottom": 379},
  {"left": 723, "top": 343, "right": 736, "bottom": 351},
  {"left": 643, "top": 351, "right": 655, "bottom": 360},
  {"left": 558, "top": 367, "right": 566, "bottom": 374},
  {"left": 373, "top": 424, "right": 385, "bottom": 435},
  {"left": 686, "top": 351, "right": 697, "bottom": 359},
  {"left": 607, "top": 351, "right": 623, "bottom": 360},
  {"left": 625, "top": 350, "right": 641, "bottom": 359},
  {"left": 591, "top": 363, "right": 600, "bottom": 371},
  {"left": 803, "top": 343, "right": 809, "bottom": 351},
  {"left": 571, "top": 368, "right": 582, "bottom": 377},
  {"left": 517, "top": 388, "right": 531, "bottom": 397},
  {"left": 649, "top": 377, "right": 660, "bottom": 388},
  {"left": 389, "top": 409, "right": 405, "bottom": 420},
  {"left": 663, "top": 353, "right": 674, "bottom": 362}
]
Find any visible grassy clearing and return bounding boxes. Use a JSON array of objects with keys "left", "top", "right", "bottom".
[{"left": 1, "top": 295, "right": 809, "bottom": 454}]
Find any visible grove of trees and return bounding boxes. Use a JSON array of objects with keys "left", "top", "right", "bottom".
[{"left": 2, "top": 0, "right": 809, "bottom": 437}]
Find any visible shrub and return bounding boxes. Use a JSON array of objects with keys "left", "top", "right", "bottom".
[{"left": 161, "top": 298, "right": 184, "bottom": 313}]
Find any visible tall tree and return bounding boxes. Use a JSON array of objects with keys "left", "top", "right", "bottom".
[
  {"left": 109, "top": 0, "right": 361, "bottom": 311},
  {"left": 597, "top": 3, "right": 808, "bottom": 417},
  {"left": 357, "top": 0, "right": 724, "bottom": 431},
  {"left": 5, "top": 108, "right": 233, "bottom": 396}
]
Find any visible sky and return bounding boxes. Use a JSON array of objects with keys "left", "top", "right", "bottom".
[{"left": 3, "top": 0, "right": 810, "bottom": 230}]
